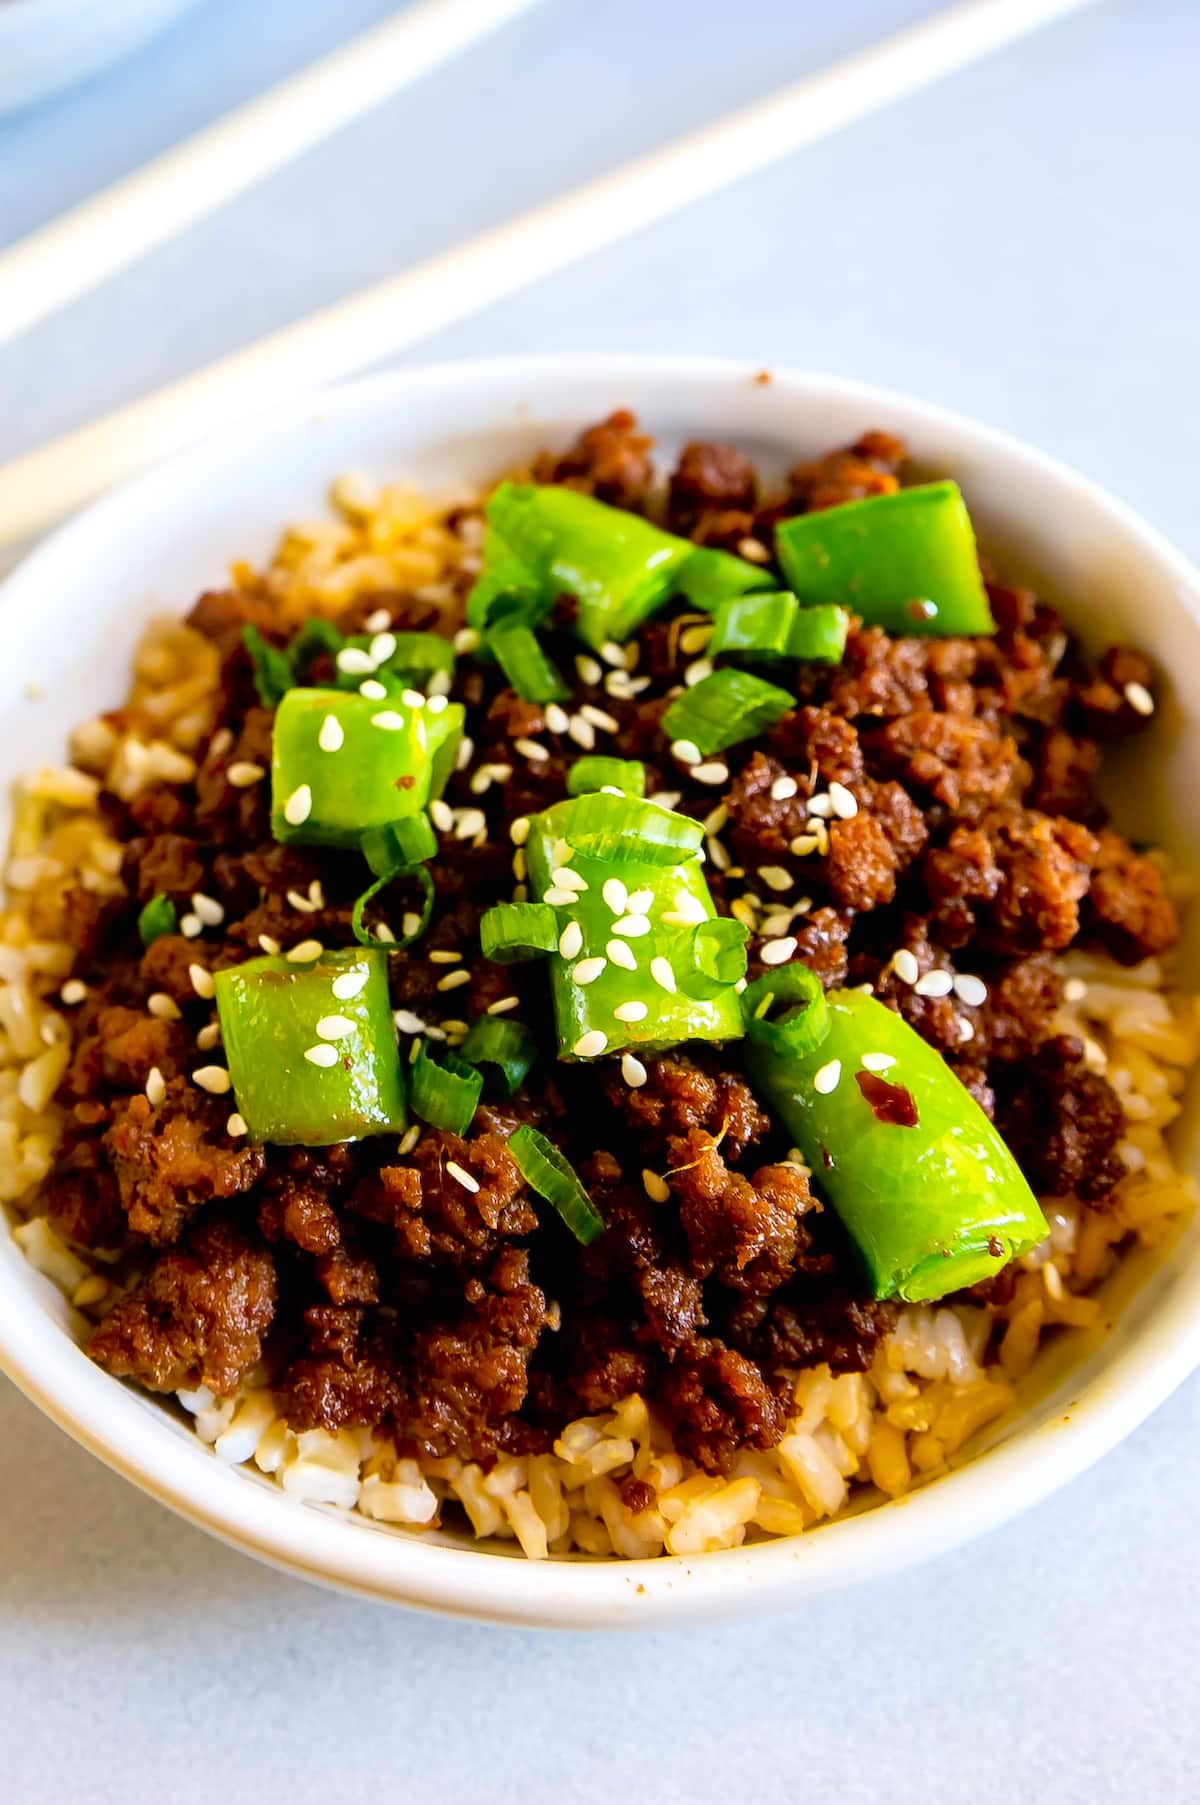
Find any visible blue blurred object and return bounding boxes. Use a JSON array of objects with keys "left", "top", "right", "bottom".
[{"left": 0, "top": 0, "right": 201, "bottom": 116}]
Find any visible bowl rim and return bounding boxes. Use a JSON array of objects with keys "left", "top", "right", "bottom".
[{"left": 2, "top": 351, "right": 1199, "bottom": 1629}]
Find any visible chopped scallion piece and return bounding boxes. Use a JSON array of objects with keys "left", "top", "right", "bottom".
[
  {"left": 460, "top": 1016, "right": 537, "bottom": 1096},
  {"left": 287, "top": 617, "right": 343, "bottom": 678},
  {"left": 487, "top": 622, "right": 569, "bottom": 703},
  {"left": 661, "top": 667, "right": 793, "bottom": 756},
  {"left": 566, "top": 756, "right": 647, "bottom": 798},
  {"left": 465, "top": 519, "right": 554, "bottom": 634},
  {"left": 508, "top": 1124, "right": 605, "bottom": 1245},
  {"left": 409, "top": 1041, "right": 482, "bottom": 1136},
  {"left": 351, "top": 863, "right": 434, "bottom": 951},
  {"left": 556, "top": 790, "right": 703, "bottom": 866},
  {"left": 242, "top": 625, "right": 294, "bottom": 707},
  {"left": 672, "top": 544, "right": 776, "bottom": 613},
  {"left": 787, "top": 603, "right": 851, "bottom": 664},
  {"left": 741, "top": 962, "right": 830, "bottom": 1058},
  {"left": 480, "top": 901, "right": 559, "bottom": 963},
  {"left": 361, "top": 812, "right": 438, "bottom": 877},
  {"left": 137, "top": 893, "right": 178, "bottom": 947},
  {"left": 677, "top": 917, "right": 750, "bottom": 998},
  {"left": 708, "top": 592, "right": 849, "bottom": 665}
]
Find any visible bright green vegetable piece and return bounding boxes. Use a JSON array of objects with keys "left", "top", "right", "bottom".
[
  {"left": 525, "top": 795, "right": 744, "bottom": 1060},
  {"left": 508, "top": 1124, "right": 605, "bottom": 1245},
  {"left": 465, "top": 518, "right": 553, "bottom": 634},
  {"left": 709, "top": 592, "right": 849, "bottom": 665},
  {"left": 332, "top": 629, "right": 456, "bottom": 692},
  {"left": 566, "top": 756, "right": 647, "bottom": 798},
  {"left": 775, "top": 481, "right": 995, "bottom": 636},
  {"left": 270, "top": 686, "right": 462, "bottom": 849},
  {"left": 672, "top": 544, "right": 776, "bottom": 613},
  {"left": 661, "top": 667, "right": 793, "bottom": 757},
  {"left": 242, "top": 625, "right": 294, "bottom": 707},
  {"left": 476, "top": 483, "right": 695, "bottom": 650},
  {"left": 480, "top": 901, "right": 559, "bottom": 963},
  {"left": 409, "top": 1041, "right": 482, "bottom": 1136},
  {"left": 460, "top": 1016, "right": 537, "bottom": 1096},
  {"left": 487, "top": 622, "right": 569, "bottom": 703},
  {"left": 742, "top": 968, "right": 1047, "bottom": 1301},
  {"left": 214, "top": 947, "right": 406, "bottom": 1146},
  {"left": 137, "top": 893, "right": 177, "bottom": 947}
]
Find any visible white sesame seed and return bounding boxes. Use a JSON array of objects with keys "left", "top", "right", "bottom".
[
  {"left": 258, "top": 934, "right": 282, "bottom": 956},
  {"left": 370, "top": 632, "right": 398, "bottom": 666},
  {"left": 543, "top": 888, "right": 577, "bottom": 907},
  {"left": 180, "top": 913, "right": 203, "bottom": 938},
  {"left": 807, "top": 793, "right": 834, "bottom": 819},
  {"left": 703, "top": 804, "right": 729, "bottom": 835},
  {"left": 186, "top": 893, "right": 221, "bottom": 928},
  {"left": 430, "top": 799, "right": 454, "bottom": 832},
  {"left": 860, "top": 1052, "right": 897, "bottom": 1073},
  {"left": 145, "top": 990, "right": 180, "bottom": 1020},
  {"left": 828, "top": 781, "right": 858, "bottom": 820},
  {"left": 892, "top": 949, "right": 920, "bottom": 986},
  {"left": 487, "top": 995, "right": 520, "bottom": 1015},
  {"left": 580, "top": 704, "right": 619, "bottom": 733},
  {"left": 550, "top": 837, "right": 574, "bottom": 867},
  {"left": 572, "top": 957, "right": 607, "bottom": 985},
  {"left": 318, "top": 713, "right": 345, "bottom": 753},
  {"left": 286, "top": 939, "right": 324, "bottom": 963},
  {"left": 732, "top": 898, "right": 759, "bottom": 930},
  {"left": 573, "top": 1030, "right": 608, "bottom": 1058},
  {"left": 693, "top": 761, "right": 729, "bottom": 786},
  {"left": 600, "top": 641, "right": 629, "bottom": 669},
  {"left": 567, "top": 715, "right": 597, "bottom": 750},
  {"left": 226, "top": 1112, "right": 248, "bottom": 1138},
  {"left": 337, "top": 647, "right": 375, "bottom": 675},
  {"left": 957, "top": 1017, "right": 976, "bottom": 1042},
  {"left": 210, "top": 727, "right": 234, "bottom": 758},
  {"left": 650, "top": 956, "right": 677, "bottom": 994},
  {"left": 60, "top": 979, "right": 88, "bottom": 1005},
  {"left": 331, "top": 970, "right": 368, "bottom": 1001},
  {"left": 456, "top": 735, "right": 476, "bottom": 773},
  {"left": 400, "top": 912, "right": 422, "bottom": 940},
  {"left": 545, "top": 703, "right": 570, "bottom": 735},
  {"left": 914, "top": 969, "right": 954, "bottom": 998},
  {"left": 1125, "top": 680, "right": 1154, "bottom": 716},
  {"left": 761, "top": 936, "right": 797, "bottom": 966},
  {"left": 454, "top": 627, "right": 481, "bottom": 655},
  {"left": 283, "top": 784, "right": 313, "bottom": 826},
  {"left": 678, "top": 623, "right": 713, "bottom": 657},
  {"left": 953, "top": 973, "right": 988, "bottom": 1007},
  {"left": 316, "top": 1014, "right": 356, "bottom": 1040},
  {"left": 758, "top": 866, "right": 793, "bottom": 893},
  {"left": 516, "top": 737, "right": 549, "bottom": 762},
  {"left": 626, "top": 888, "right": 654, "bottom": 915},
  {"left": 397, "top": 1123, "right": 422, "bottom": 1154},
  {"left": 770, "top": 776, "right": 799, "bottom": 802},
  {"left": 428, "top": 949, "right": 462, "bottom": 965},
  {"left": 394, "top": 1009, "right": 426, "bottom": 1034},
  {"left": 374, "top": 923, "right": 396, "bottom": 944},
  {"left": 642, "top": 1169, "right": 670, "bottom": 1203},
  {"left": 401, "top": 689, "right": 426, "bottom": 710},
  {"left": 364, "top": 608, "right": 393, "bottom": 634},
  {"left": 303, "top": 1044, "right": 339, "bottom": 1069},
  {"left": 606, "top": 939, "right": 638, "bottom": 972},
  {"left": 227, "top": 761, "right": 265, "bottom": 788},
  {"left": 602, "top": 877, "right": 629, "bottom": 915},
  {"left": 552, "top": 866, "right": 588, "bottom": 893},
  {"left": 649, "top": 790, "right": 682, "bottom": 810},
  {"left": 813, "top": 1059, "right": 842, "bottom": 1095},
  {"left": 455, "top": 807, "right": 487, "bottom": 841},
  {"left": 684, "top": 659, "right": 714, "bottom": 689},
  {"left": 437, "top": 969, "right": 472, "bottom": 992},
  {"left": 622, "top": 1053, "right": 648, "bottom": 1088},
  {"left": 196, "top": 1022, "right": 221, "bottom": 1051},
  {"left": 612, "top": 914, "right": 652, "bottom": 938},
  {"left": 1063, "top": 977, "right": 1088, "bottom": 1003},
  {"left": 359, "top": 679, "right": 388, "bottom": 700},
  {"left": 145, "top": 1066, "right": 166, "bottom": 1107},
  {"left": 559, "top": 921, "right": 584, "bottom": 960},
  {"left": 738, "top": 536, "right": 771, "bottom": 564},
  {"left": 193, "top": 1065, "right": 232, "bottom": 1093},
  {"left": 447, "top": 1161, "right": 480, "bottom": 1193},
  {"left": 188, "top": 963, "right": 214, "bottom": 999},
  {"left": 614, "top": 1001, "right": 648, "bottom": 1023},
  {"left": 512, "top": 849, "right": 528, "bottom": 881},
  {"left": 575, "top": 654, "right": 603, "bottom": 686},
  {"left": 370, "top": 710, "right": 407, "bottom": 731},
  {"left": 671, "top": 739, "right": 701, "bottom": 766},
  {"left": 789, "top": 833, "right": 821, "bottom": 858}
]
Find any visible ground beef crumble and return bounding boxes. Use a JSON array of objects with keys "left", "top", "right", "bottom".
[{"left": 43, "top": 414, "right": 1173, "bottom": 1475}]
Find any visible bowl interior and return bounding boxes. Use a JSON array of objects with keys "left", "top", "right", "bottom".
[{"left": 2, "top": 357, "right": 1199, "bottom": 1626}]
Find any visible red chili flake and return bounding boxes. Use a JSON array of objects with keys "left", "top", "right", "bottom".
[
  {"left": 394, "top": 773, "right": 416, "bottom": 790},
  {"left": 855, "top": 1069, "right": 919, "bottom": 1127},
  {"left": 987, "top": 1235, "right": 1004, "bottom": 1259},
  {"left": 819, "top": 1141, "right": 834, "bottom": 1170}
]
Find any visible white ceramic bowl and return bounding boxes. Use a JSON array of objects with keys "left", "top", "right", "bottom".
[
  {"left": 0, "top": 0, "right": 201, "bottom": 118},
  {"left": 2, "top": 357, "right": 1199, "bottom": 1628}
]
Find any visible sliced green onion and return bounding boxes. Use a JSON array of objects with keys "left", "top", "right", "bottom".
[
  {"left": 460, "top": 1016, "right": 537, "bottom": 1096},
  {"left": 333, "top": 630, "right": 456, "bottom": 694},
  {"left": 673, "top": 544, "right": 776, "bottom": 613},
  {"left": 487, "top": 623, "right": 569, "bottom": 703},
  {"left": 242, "top": 625, "right": 294, "bottom": 707},
  {"left": 361, "top": 812, "right": 438, "bottom": 877},
  {"left": 508, "top": 1124, "right": 604, "bottom": 1245},
  {"left": 677, "top": 917, "right": 750, "bottom": 999},
  {"left": 466, "top": 520, "right": 554, "bottom": 634},
  {"left": 558, "top": 790, "right": 703, "bottom": 866},
  {"left": 480, "top": 901, "right": 559, "bottom": 963},
  {"left": 137, "top": 893, "right": 178, "bottom": 947},
  {"left": 351, "top": 863, "right": 434, "bottom": 951},
  {"left": 661, "top": 667, "right": 793, "bottom": 757},
  {"left": 287, "top": 617, "right": 343, "bottom": 677},
  {"left": 410, "top": 1041, "right": 482, "bottom": 1136},
  {"left": 742, "top": 962, "right": 830, "bottom": 1058},
  {"left": 566, "top": 756, "right": 647, "bottom": 798},
  {"left": 708, "top": 593, "right": 849, "bottom": 666}
]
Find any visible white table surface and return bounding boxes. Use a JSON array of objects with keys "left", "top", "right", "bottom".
[{"left": 1, "top": 2, "right": 1198, "bottom": 1798}]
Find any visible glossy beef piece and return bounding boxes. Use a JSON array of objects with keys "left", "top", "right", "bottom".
[
  {"left": 276, "top": 1306, "right": 400, "bottom": 1431},
  {"left": 1085, "top": 828, "right": 1179, "bottom": 964},
  {"left": 727, "top": 1286, "right": 893, "bottom": 1375},
  {"left": 867, "top": 712, "right": 1019, "bottom": 815},
  {"left": 975, "top": 808, "right": 1097, "bottom": 954},
  {"left": 533, "top": 408, "right": 654, "bottom": 512},
  {"left": 102, "top": 1083, "right": 265, "bottom": 1247},
  {"left": 89, "top": 1218, "right": 276, "bottom": 1394},
  {"left": 666, "top": 440, "right": 757, "bottom": 542},
  {"left": 604, "top": 1054, "right": 770, "bottom": 1164},
  {"left": 352, "top": 1129, "right": 536, "bottom": 1266},
  {"left": 994, "top": 1037, "right": 1125, "bottom": 1203},
  {"left": 1071, "top": 646, "right": 1158, "bottom": 740},
  {"left": 668, "top": 1130, "right": 817, "bottom": 1296},
  {"left": 40, "top": 1136, "right": 125, "bottom": 1250},
  {"left": 782, "top": 429, "right": 905, "bottom": 513},
  {"left": 657, "top": 1341, "right": 788, "bottom": 1473}
]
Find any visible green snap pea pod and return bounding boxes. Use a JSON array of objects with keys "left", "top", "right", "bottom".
[
  {"left": 775, "top": 481, "right": 996, "bottom": 636},
  {"left": 522, "top": 793, "right": 745, "bottom": 1060},
  {"left": 741, "top": 965, "right": 1047, "bottom": 1302},
  {"left": 214, "top": 947, "right": 406, "bottom": 1145},
  {"left": 270, "top": 686, "right": 462, "bottom": 849}
]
